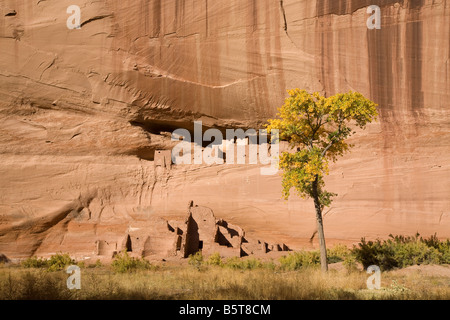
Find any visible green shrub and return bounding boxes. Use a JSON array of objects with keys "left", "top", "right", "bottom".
[
  {"left": 278, "top": 245, "right": 350, "bottom": 271},
  {"left": 222, "top": 257, "right": 240, "bottom": 269},
  {"left": 46, "top": 253, "right": 76, "bottom": 272},
  {"left": 206, "top": 253, "right": 223, "bottom": 267},
  {"left": 394, "top": 241, "right": 441, "bottom": 268},
  {"left": 279, "top": 251, "right": 320, "bottom": 270},
  {"left": 224, "top": 257, "right": 265, "bottom": 270},
  {"left": 21, "top": 253, "right": 76, "bottom": 271},
  {"left": 111, "top": 251, "right": 151, "bottom": 273},
  {"left": 88, "top": 259, "right": 103, "bottom": 269},
  {"left": 242, "top": 258, "right": 264, "bottom": 270},
  {"left": 422, "top": 234, "right": 450, "bottom": 264},
  {"left": 343, "top": 254, "right": 358, "bottom": 273},
  {"left": 21, "top": 257, "right": 48, "bottom": 269},
  {"left": 193, "top": 253, "right": 272, "bottom": 270},
  {"left": 442, "top": 250, "right": 450, "bottom": 265},
  {"left": 188, "top": 251, "right": 204, "bottom": 270},
  {"left": 351, "top": 238, "right": 397, "bottom": 271},
  {"left": 327, "top": 244, "right": 351, "bottom": 264},
  {"left": 261, "top": 260, "right": 277, "bottom": 271},
  {"left": 352, "top": 234, "right": 450, "bottom": 271}
]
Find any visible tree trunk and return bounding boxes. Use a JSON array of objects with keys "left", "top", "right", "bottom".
[{"left": 312, "top": 177, "right": 328, "bottom": 272}]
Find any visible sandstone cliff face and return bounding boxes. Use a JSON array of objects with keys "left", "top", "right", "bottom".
[{"left": 0, "top": 0, "right": 448, "bottom": 259}]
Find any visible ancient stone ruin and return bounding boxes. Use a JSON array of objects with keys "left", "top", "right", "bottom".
[
  {"left": 154, "top": 150, "right": 172, "bottom": 170},
  {"left": 96, "top": 202, "right": 290, "bottom": 260}
]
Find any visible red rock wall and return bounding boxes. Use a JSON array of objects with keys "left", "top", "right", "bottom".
[{"left": 0, "top": 0, "right": 448, "bottom": 258}]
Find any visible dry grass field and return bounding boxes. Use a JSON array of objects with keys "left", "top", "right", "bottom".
[{"left": 1, "top": 260, "right": 449, "bottom": 300}]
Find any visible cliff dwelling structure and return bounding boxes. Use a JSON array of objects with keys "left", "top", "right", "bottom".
[{"left": 97, "top": 202, "right": 290, "bottom": 261}]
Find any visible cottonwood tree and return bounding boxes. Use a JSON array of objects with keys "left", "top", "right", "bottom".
[{"left": 266, "top": 89, "right": 378, "bottom": 272}]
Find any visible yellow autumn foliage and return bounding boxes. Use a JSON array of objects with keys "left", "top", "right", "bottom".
[{"left": 266, "top": 89, "right": 378, "bottom": 205}]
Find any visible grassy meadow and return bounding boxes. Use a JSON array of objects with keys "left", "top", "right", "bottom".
[{"left": 1, "top": 234, "right": 449, "bottom": 300}]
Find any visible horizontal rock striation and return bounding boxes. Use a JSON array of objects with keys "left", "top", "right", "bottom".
[{"left": 0, "top": 0, "right": 448, "bottom": 259}]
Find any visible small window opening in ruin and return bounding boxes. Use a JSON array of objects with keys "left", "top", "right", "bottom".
[
  {"left": 198, "top": 241, "right": 204, "bottom": 250},
  {"left": 176, "top": 236, "right": 182, "bottom": 251}
]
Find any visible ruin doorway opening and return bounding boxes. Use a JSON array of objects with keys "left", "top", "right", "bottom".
[
  {"left": 184, "top": 216, "right": 200, "bottom": 257},
  {"left": 125, "top": 235, "right": 132, "bottom": 252}
]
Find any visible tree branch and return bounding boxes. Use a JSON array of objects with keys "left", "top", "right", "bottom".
[{"left": 321, "top": 141, "right": 335, "bottom": 157}]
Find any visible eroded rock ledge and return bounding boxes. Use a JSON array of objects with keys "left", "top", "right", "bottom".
[{"left": 0, "top": 1, "right": 448, "bottom": 259}]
